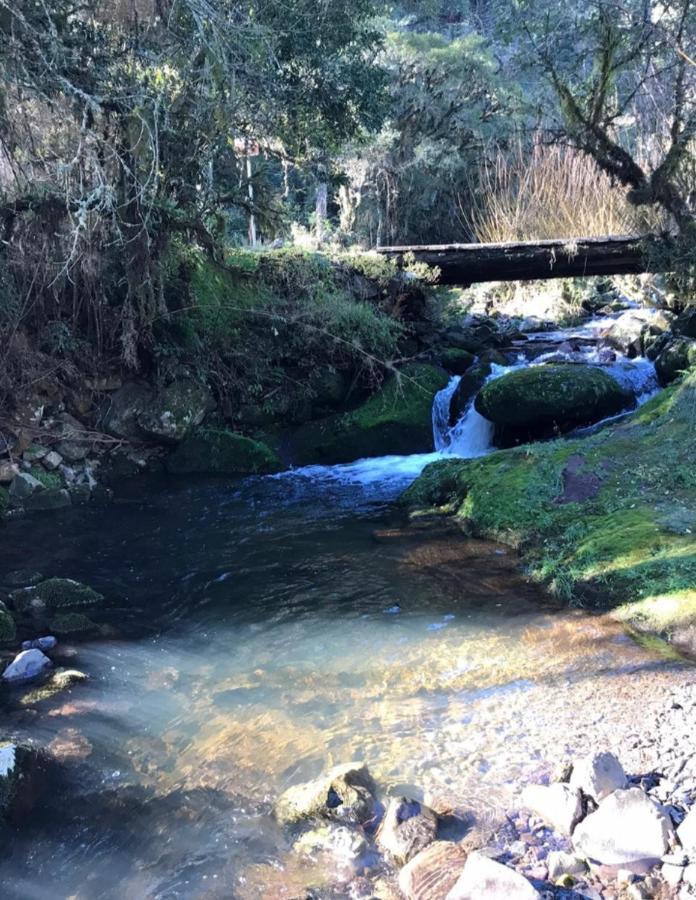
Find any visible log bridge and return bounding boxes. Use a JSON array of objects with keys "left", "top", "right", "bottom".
[{"left": 375, "top": 234, "right": 663, "bottom": 285}]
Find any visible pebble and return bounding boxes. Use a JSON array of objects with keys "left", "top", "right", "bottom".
[{"left": 21, "top": 636, "right": 58, "bottom": 652}]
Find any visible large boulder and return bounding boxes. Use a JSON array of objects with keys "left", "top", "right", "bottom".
[
  {"left": 446, "top": 852, "right": 541, "bottom": 900},
  {"left": 376, "top": 797, "right": 438, "bottom": 865},
  {"left": 166, "top": 429, "right": 282, "bottom": 476},
  {"left": 440, "top": 349, "right": 475, "bottom": 377},
  {"left": 398, "top": 841, "right": 467, "bottom": 900},
  {"left": 673, "top": 307, "right": 696, "bottom": 339},
  {"left": 102, "top": 377, "right": 215, "bottom": 444},
  {"left": 572, "top": 787, "right": 674, "bottom": 869},
  {"left": 289, "top": 364, "right": 450, "bottom": 465},
  {"left": 275, "top": 762, "right": 377, "bottom": 825},
  {"left": 475, "top": 365, "right": 634, "bottom": 444},
  {"left": 654, "top": 338, "right": 696, "bottom": 386},
  {"left": 604, "top": 310, "right": 673, "bottom": 357}
]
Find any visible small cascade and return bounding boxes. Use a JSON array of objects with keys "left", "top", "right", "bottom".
[{"left": 432, "top": 376, "right": 462, "bottom": 451}]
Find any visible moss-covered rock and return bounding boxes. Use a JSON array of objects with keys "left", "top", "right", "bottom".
[
  {"left": 166, "top": 429, "right": 283, "bottom": 475},
  {"left": 289, "top": 364, "right": 450, "bottom": 465},
  {"left": 654, "top": 338, "right": 696, "bottom": 386},
  {"left": 674, "top": 307, "right": 696, "bottom": 339},
  {"left": 475, "top": 365, "right": 634, "bottom": 444},
  {"left": 10, "top": 578, "right": 104, "bottom": 614},
  {"left": 439, "top": 348, "right": 475, "bottom": 376}
]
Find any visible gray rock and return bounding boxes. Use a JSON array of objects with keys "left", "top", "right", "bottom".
[
  {"left": 683, "top": 863, "right": 696, "bottom": 887},
  {"left": 445, "top": 851, "right": 541, "bottom": 899},
  {"left": 398, "top": 841, "right": 467, "bottom": 900},
  {"left": 275, "top": 762, "right": 376, "bottom": 825},
  {"left": 0, "top": 461, "right": 19, "bottom": 484},
  {"left": 377, "top": 796, "right": 438, "bottom": 865},
  {"left": 521, "top": 783, "right": 583, "bottom": 835},
  {"left": 677, "top": 806, "right": 696, "bottom": 854},
  {"left": 21, "top": 636, "right": 58, "bottom": 651},
  {"left": 569, "top": 751, "right": 627, "bottom": 802},
  {"left": 2, "top": 649, "right": 52, "bottom": 684},
  {"left": 573, "top": 787, "right": 674, "bottom": 869},
  {"left": 8, "top": 472, "right": 44, "bottom": 500},
  {"left": 101, "top": 378, "right": 215, "bottom": 444},
  {"left": 547, "top": 850, "right": 587, "bottom": 880},
  {"left": 42, "top": 450, "right": 63, "bottom": 470}
]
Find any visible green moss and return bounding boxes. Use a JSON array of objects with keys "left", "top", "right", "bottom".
[
  {"left": 290, "top": 364, "right": 450, "bottom": 465},
  {"left": 166, "top": 429, "right": 283, "bottom": 475},
  {"left": 404, "top": 374, "right": 696, "bottom": 631},
  {"left": 50, "top": 612, "right": 100, "bottom": 634},
  {"left": 0, "top": 609, "right": 16, "bottom": 642},
  {"left": 11, "top": 578, "right": 104, "bottom": 612},
  {"left": 0, "top": 486, "right": 8, "bottom": 513}
]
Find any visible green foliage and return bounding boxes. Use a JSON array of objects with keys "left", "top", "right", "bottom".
[
  {"left": 157, "top": 245, "right": 404, "bottom": 425},
  {"left": 29, "top": 468, "right": 62, "bottom": 491}
]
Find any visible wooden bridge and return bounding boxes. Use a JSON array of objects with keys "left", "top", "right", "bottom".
[{"left": 375, "top": 235, "right": 662, "bottom": 285}]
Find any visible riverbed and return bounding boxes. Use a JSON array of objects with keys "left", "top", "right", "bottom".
[{"left": 0, "top": 461, "right": 691, "bottom": 899}]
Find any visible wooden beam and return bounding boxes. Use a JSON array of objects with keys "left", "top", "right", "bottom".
[{"left": 376, "top": 235, "right": 661, "bottom": 284}]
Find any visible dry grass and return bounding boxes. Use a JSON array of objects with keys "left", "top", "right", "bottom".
[{"left": 461, "top": 136, "right": 666, "bottom": 243}]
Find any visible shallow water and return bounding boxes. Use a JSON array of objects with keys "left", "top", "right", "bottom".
[{"left": 0, "top": 469, "right": 690, "bottom": 900}]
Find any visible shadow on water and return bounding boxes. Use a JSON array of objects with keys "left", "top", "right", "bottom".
[{"left": 0, "top": 468, "right": 691, "bottom": 899}]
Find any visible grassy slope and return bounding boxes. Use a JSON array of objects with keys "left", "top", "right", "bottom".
[{"left": 403, "top": 375, "right": 696, "bottom": 639}]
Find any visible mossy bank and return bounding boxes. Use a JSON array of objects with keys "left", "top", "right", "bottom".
[{"left": 403, "top": 374, "right": 696, "bottom": 652}]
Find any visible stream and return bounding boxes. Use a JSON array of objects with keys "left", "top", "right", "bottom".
[{"left": 0, "top": 313, "right": 690, "bottom": 899}]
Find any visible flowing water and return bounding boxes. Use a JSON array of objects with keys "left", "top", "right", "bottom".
[{"left": 0, "top": 317, "right": 687, "bottom": 900}]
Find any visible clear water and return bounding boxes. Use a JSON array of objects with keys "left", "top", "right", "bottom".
[{"left": 0, "top": 318, "right": 681, "bottom": 899}]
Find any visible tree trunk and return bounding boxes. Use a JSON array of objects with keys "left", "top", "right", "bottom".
[{"left": 376, "top": 235, "right": 662, "bottom": 284}]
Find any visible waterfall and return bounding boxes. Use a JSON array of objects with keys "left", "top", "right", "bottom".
[{"left": 432, "top": 376, "right": 462, "bottom": 451}]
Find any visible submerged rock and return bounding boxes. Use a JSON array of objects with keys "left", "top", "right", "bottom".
[
  {"left": 166, "top": 428, "right": 282, "bottom": 475},
  {"left": 24, "top": 488, "right": 72, "bottom": 511},
  {"left": 569, "top": 751, "right": 627, "bottom": 802},
  {"left": 10, "top": 578, "right": 104, "bottom": 614},
  {"left": 289, "top": 364, "right": 450, "bottom": 465},
  {"left": 446, "top": 851, "right": 541, "bottom": 899},
  {"left": 2, "top": 648, "right": 52, "bottom": 684},
  {"left": 292, "top": 822, "right": 370, "bottom": 866},
  {"left": 398, "top": 840, "right": 467, "bottom": 900},
  {"left": 20, "top": 668, "right": 88, "bottom": 705},
  {"left": 572, "top": 787, "right": 674, "bottom": 869},
  {"left": 49, "top": 612, "right": 100, "bottom": 635},
  {"left": 376, "top": 796, "right": 438, "bottom": 865},
  {"left": 275, "top": 762, "right": 377, "bottom": 825},
  {"left": 475, "top": 364, "right": 634, "bottom": 444}
]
